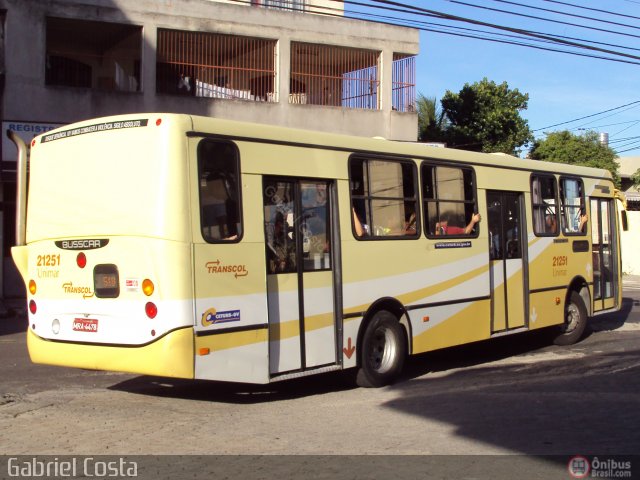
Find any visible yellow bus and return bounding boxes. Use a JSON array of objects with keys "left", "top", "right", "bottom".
[{"left": 10, "top": 114, "right": 625, "bottom": 387}]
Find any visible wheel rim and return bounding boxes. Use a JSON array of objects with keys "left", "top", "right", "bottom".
[
  {"left": 366, "top": 326, "right": 398, "bottom": 374},
  {"left": 565, "top": 302, "right": 580, "bottom": 332}
]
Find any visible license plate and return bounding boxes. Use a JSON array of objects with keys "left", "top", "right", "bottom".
[{"left": 72, "top": 318, "right": 98, "bottom": 332}]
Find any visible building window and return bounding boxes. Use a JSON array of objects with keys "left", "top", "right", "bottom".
[
  {"left": 392, "top": 54, "right": 416, "bottom": 112},
  {"left": 560, "top": 177, "right": 587, "bottom": 234},
  {"left": 198, "top": 140, "right": 242, "bottom": 243},
  {"left": 531, "top": 174, "right": 559, "bottom": 236},
  {"left": 157, "top": 29, "right": 277, "bottom": 102},
  {"left": 252, "top": 0, "right": 306, "bottom": 12},
  {"left": 45, "top": 17, "right": 141, "bottom": 92},
  {"left": 350, "top": 157, "right": 418, "bottom": 238},
  {"left": 291, "top": 42, "right": 380, "bottom": 109},
  {"left": 422, "top": 164, "right": 479, "bottom": 237}
]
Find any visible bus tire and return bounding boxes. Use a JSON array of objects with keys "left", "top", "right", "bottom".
[
  {"left": 356, "top": 310, "right": 406, "bottom": 388},
  {"left": 553, "top": 291, "right": 588, "bottom": 346}
]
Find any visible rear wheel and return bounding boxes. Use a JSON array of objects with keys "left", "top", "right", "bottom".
[
  {"left": 356, "top": 310, "right": 406, "bottom": 388},
  {"left": 553, "top": 291, "right": 588, "bottom": 346}
]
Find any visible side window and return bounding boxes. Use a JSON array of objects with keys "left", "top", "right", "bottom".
[
  {"left": 198, "top": 139, "right": 242, "bottom": 242},
  {"left": 531, "top": 175, "right": 558, "bottom": 236},
  {"left": 422, "top": 164, "right": 479, "bottom": 237},
  {"left": 349, "top": 157, "right": 418, "bottom": 239},
  {"left": 561, "top": 177, "right": 587, "bottom": 235}
]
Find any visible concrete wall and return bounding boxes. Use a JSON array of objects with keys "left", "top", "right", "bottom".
[
  {"left": 0, "top": 0, "right": 418, "bottom": 143},
  {"left": 621, "top": 211, "right": 640, "bottom": 275}
]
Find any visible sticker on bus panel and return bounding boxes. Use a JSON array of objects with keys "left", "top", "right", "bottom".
[
  {"left": 73, "top": 318, "right": 98, "bottom": 333},
  {"left": 41, "top": 119, "right": 149, "bottom": 143},
  {"left": 201, "top": 308, "right": 241, "bottom": 327},
  {"left": 55, "top": 239, "right": 109, "bottom": 250}
]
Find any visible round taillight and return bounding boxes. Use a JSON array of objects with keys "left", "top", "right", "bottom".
[
  {"left": 28, "top": 280, "right": 37, "bottom": 295},
  {"left": 156, "top": 118, "right": 162, "bottom": 126},
  {"left": 145, "top": 302, "right": 157, "bottom": 319},
  {"left": 77, "top": 252, "right": 87, "bottom": 268},
  {"left": 31, "top": 139, "right": 36, "bottom": 147},
  {"left": 142, "top": 279, "right": 155, "bottom": 296},
  {"left": 29, "top": 300, "right": 37, "bottom": 314}
]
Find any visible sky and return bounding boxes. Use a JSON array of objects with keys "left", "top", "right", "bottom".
[{"left": 346, "top": 0, "right": 640, "bottom": 158}]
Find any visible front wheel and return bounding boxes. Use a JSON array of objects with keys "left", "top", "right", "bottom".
[
  {"left": 553, "top": 291, "right": 588, "bottom": 346},
  {"left": 356, "top": 310, "right": 407, "bottom": 388}
]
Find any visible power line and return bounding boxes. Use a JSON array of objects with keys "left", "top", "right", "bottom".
[
  {"left": 362, "top": 0, "right": 640, "bottom": 63},
  {"left": 533, "top": 101, "right": 640, "bottom": 131},
  {"left": 540, "top": 0, "right": 640, "bottom": 22},
  {"left": 483, "top": 0, "right": 640, "bottom": 32}
]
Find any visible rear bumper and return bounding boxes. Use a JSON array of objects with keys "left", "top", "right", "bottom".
[{"left": 27, "top": 327, "right": 195, "bottom": 379}]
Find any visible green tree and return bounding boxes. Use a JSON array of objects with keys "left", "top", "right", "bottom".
[
  {"left": 529, "top": 130, "right": 620, "bottom": 186},
  {"left": 416, "top": 93, "right": 447, "bottom": 143},
  {"left": 632, "top": 168, "right": 640, "bottom": 188},
  {"left": 440, "top": 78, "right": 533, "bottom": 155}
]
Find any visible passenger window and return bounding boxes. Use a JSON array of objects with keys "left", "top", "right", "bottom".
[
  {"left": 422, "top": 164, "right": 479, "bottom": 237},
  {"left": 349, "top": 157, "right": 418, "bottom": 239},
  {"left": 531, "top": 175, "right": 558, "bottom": 236},
  {"left": 198, "top": 139, "right": 242, "bottom": 242},
  {"left": 561, "top": 177, "right": 587, "bottom": 235}
]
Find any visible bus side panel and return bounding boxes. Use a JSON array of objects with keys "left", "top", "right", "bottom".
[{"left": 192, "top": 173, "right": 270, "bottom": 384}]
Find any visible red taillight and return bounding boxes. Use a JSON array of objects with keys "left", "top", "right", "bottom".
[
  {"left": 77, "top": 252, "right": 87, "bottom": 268},
  {"left": 155, "top": 118, "right": 162, "bottom": 126},
  {"left": 145, "top": 302, "right": 157, "bottom": 319},
  {"left": 29, "top": 300, "right": 37, "bottom": 314}
]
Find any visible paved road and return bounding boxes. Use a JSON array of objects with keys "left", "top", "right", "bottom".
[{"left": 1, "top": 279, "right": 639, "bottom": 478}]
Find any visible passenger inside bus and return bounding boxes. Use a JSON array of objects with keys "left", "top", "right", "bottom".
[
  {"left": 267, "top": 212, "right": 296, "bottom": 273},
  {"left": 435, "top": 212, "right": 481, "bottom": 235}
]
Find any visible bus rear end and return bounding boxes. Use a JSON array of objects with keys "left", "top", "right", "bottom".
[{"left": 12, "top": 114, "right": 195, "bottom": 378}]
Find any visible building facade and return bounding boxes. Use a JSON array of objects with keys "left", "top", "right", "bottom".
[{"left": 0, "top": 0, "right": 419, "bottom": 299}]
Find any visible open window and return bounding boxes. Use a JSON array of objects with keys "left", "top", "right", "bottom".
[
  {"left": 560, "top": 177, "right": 587, "bottom": 235},
  {"left": 46, "top": 17, "right": 141, "bottom": 91},
  {"left": 349, "top": 157, "right": 418, "bottom": 239},
  {"left": 422, "top": 163, "right": 479, "bottom": 238},
  {"left": 531, "top": 174, "right": 559, "bottom": 236}
]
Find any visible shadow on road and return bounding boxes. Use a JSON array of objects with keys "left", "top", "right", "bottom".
[{"left": 0, "top": 312, "right": 27, "bottom": 336}]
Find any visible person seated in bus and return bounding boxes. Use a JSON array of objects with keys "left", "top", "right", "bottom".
[
  {"left": 579, "top": 212, "right": 588, "bottom": 233},
  {"left": 352, "top": 208, "right": 367, "bottom": 237},
  {"left": 267, "top": 212, "right": 296, "bottom": 273},
  {"left": 404, "top": 211, "right": 417, "bottom": 235},
  {"left": 545, "top": 213, "right": 558, "bottom": 234},
  {"left": 435, "top": 212, "right": 481, "bottom": 235}
]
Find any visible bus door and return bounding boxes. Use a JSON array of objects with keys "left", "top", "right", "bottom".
[
  {"left": 590, "top": 197, "right": 620, "bottom": 312},
  {"left": 487, "top": 191, "right": 528, "bottom": 333},
  {"left": 263, "top": 178, "right": 339, "bottom": 376}
]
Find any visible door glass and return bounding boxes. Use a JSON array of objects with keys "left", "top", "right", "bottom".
[
  {"left": 601, "top": 201, "right": 613, "bottom": 299},
  {"left": 590, "top": 199, "right": 602, "bottom": 300},
  {"left": 264, "top": 180, "right": 297, "bottom": 274},
  {"left": 301, "top": 182, "right": 331, "bottom": 271}
]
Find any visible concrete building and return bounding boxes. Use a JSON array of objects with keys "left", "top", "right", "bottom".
[
  {"left": 0, "top": 0, "right": 419, "bottom": 300},
  {"left": 617, "top": 156, "right": 640, "bottom": 275}
]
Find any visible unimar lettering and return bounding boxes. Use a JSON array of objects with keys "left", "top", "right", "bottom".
[{"left": 55, "top": 239, "right": 108, "bottom": 250}]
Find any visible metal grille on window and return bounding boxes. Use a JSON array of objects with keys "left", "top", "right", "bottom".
[
  {"left": 290, "top": 42, "right": 380, "bottom": 109},
  {"left": 157, "top": 29, "right": 277, "bottom": 102}
]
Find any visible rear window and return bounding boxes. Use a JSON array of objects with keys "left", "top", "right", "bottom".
[{"left": 198, "top": 139, "right": 243, "bottom": 242}]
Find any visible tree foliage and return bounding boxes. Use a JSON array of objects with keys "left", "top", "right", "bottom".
[
  {"left": 632, "top": 168, "right": 640, "bottom": 188},
  {"left": 529, "top": 130, "right": 620, "bottom": 186},
  {"left": 416, "top": 93, "right": 447, "bottom": 143},
  {"left": 438, "top": 78, "right": 533, "bottom": 155}
]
